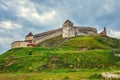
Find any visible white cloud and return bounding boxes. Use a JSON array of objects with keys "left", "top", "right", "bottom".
[
  {"left": 0, "top": 0, "right": 120, "bottom": 54},
  {"left": 39, "top": 10, "right": 56, "bottom": 21},
  {"left": 104, "top": 5, "right": 112, "bottom": 12},
  {"left": 19, "top": 6, "right": 56, "bottom": 25},
  {"left": 102, "top": 0, "right": 115, "bottom": 13},
  {"left": 0, "top": 32, "right": 24, "bottom": 54},
  {"left": 0, "top": 29, "right": 5, "bottom": 33},
  {"left": 2, "top": 0, "right": 57, "bottom": 26},
  {"left": 0, "top": 21, "right": 22, "bottom": 29},
  {"left": 0, "top": 37, "right": 13, "bottom": 53},
  {"left": 0, "top": 0, "right": 62, "bottom": 27},
  {"left": 0, "top": 3, "right": 8, "bottom": 10},
  {"left": 108, "top": 30, "right": 120, "bottom": 39},
  {"left": 0, "top": 37, "right": 11, "bottom": 45}
]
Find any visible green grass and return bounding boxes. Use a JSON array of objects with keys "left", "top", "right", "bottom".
[
  {"left": 0, "top": 69, "right": 119, "bottom": 80},
  {"left": 37, "top": 35, "right": 120, "bottom": 50},
  {"left": 0, "top": 35, "right": 120, "bottom": 79},
  {"left": 0, "top": 72, "right": 95, "bottom": 80},
  {"left": 0, "top": 48, "right": 120, "bottom": 73}
]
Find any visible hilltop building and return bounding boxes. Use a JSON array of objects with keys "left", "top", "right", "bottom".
[
  {"left": 11, "top": 20, "right": 106, "bottom": 48},
  {"left": 100, "top": 27, "right": 107, "bottom": 36},
  {"left": 11, "top": 32, "right": 35, "bottom": 48}
]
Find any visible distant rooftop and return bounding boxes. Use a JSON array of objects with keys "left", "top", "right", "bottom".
[{"left": 26, "top": 32, "right": 33, "bottom": 37}]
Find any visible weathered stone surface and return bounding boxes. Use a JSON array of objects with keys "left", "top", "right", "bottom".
[
  {"left": 101, "top": 72, "right": 120, "bottom": 79},
  {"left": 62, "top": 20, "right": 75, "bottom": 38},
  {"left": 115, "top": 54, "right": 120, "bottom": 57}
]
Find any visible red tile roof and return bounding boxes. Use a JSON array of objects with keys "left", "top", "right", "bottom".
[
  {"left": 26, "top": 32, "right": 33, "bottom": 37},
  {"left": 27, "top": 44, "right": 36, "bottom": 46},
  {"left": 64, "top": 19, "right": 72, "bottom": 24}
]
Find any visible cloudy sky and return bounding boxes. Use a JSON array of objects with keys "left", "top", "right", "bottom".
[{"left": 0, "top": 0, "right": 120, "bottom": 54}]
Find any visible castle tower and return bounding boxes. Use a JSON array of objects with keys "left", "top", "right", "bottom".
[
  {"left": 25, "top": 32, "right": 34, "bottom": 42},
  {"left": 62, "top": 20, "right": 75, "bottom": 38},
  {"left": 100, "top": 27, "right": 107, "bottom": 36},
  {"left": 104, "top": 27, "right": 107, "bottom": 35}
]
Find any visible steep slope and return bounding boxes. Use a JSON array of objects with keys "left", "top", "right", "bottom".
[
  {"left": 0, "top": 35, "right": 120, "bottom": 73},
  {"left": 37, "top": 35, "right": 120, "bottom": 50}
]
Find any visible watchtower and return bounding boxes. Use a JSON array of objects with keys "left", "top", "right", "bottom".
[
  {"left": 62, "top": 20, "right": 75, "bottom": 38},
  {"left": 25, "top": 32, "right": 34, "bottom": 42}
]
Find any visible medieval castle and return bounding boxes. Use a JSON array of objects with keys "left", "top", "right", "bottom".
[{"left": 11, "top": 20, "right": 106, "bottom": 48}]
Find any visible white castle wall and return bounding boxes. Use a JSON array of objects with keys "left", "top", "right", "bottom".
[
  {"left": 62, "top": 26, "right": 75, "bottom": 38},
  {"left": 11, "top": 41, "right": 28, "bottom": 48},
  {"left": 11, "top": 20, "right": 98, "bottom": 48},
  {"left": 62, "top": 20, "right": 75, "bottom": 38}
]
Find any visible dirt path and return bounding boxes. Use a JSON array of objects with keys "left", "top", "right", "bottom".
[{"left": 4, "top": 60, "right": 16, "bottom": 67}]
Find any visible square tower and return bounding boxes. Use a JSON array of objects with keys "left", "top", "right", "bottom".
[
  {"left": 62, "top": 20, "right": 75, "bottom": 38},
  {"left": 25, "top": 32, "right": 34, "bottom": 41}
]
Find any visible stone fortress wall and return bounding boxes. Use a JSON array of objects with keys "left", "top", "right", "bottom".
[
  {"left": 33, "top": 28, "right": 62, "bottom": 44},
  {"left": 11, "top": 20, "right": 106, "bottom": 48},
  {"left": 11, "top": 41, "right": 28, "bottom": 48},
  {"left": 74, "top": 26, "right": 97, "bottom": 36},
  {"left": 33, "top": 20, "right": 98, "bottom": 44}
]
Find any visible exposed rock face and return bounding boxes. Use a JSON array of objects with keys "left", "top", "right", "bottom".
[
  {"left": 101, "top": 72, "right": 120, "bottom": 79},
  {"left": 115, "top": 54, "right": 120, "bottom": 57}
]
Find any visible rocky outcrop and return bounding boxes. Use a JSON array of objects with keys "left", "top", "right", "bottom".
[
  {"left": 101, "top": 72, "right": 120, "bottom": 79},
  {"left": 115, "top": 54, "right": 120, "bottom": 57}
]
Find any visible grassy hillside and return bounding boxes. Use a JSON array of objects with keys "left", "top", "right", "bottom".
[
  {"left": 38, "top": 35, "right": 120, "bottom": 50},
  {"left": 1, "top": 47, "right": 120, "bottom": 73},
  {"left": 0, "top": 35, "right": 120, "bottom": 73}
]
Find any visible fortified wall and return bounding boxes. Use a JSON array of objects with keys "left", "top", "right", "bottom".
[
  {"left": 11, "top": 20, "right": 106, "bottom": 48},
  {"left": 33, "top": 28, "right": 62, "bottom": 44}
]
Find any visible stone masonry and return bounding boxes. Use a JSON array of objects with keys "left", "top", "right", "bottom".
[{"left": 11, "top": 20, "right": 106, "bottom": 48}]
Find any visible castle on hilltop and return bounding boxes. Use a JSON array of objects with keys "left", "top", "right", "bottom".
[{"left": 11, "top": 20, "right": 106, "bottom": 48}]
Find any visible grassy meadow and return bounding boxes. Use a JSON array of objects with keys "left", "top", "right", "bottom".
[
  {"left": 0, "top": 35, "right": 120, "bottom": 79},
  {"left": 0, "top": 69, "right": 118, "bottom": 80}
]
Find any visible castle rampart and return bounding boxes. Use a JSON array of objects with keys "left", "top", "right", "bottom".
[
  {"left": 11, "top": 41, "right": 28, "bottom": 48},
  {"left": 33, "top": 28, "right": 62, "bottom": 44},
  {"left": 11, "top": 20, "right": 106, "bottom": 48},
  {"left": 74, "top": 26, "right": 97, "bottom": 36}
]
